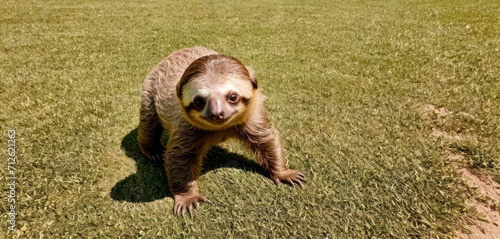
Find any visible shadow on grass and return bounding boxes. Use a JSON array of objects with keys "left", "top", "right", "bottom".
[{"left": 111, "top": 128, "right": 265, "bottom": 203}]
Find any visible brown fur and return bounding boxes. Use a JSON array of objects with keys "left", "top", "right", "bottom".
[{"left": 138, "top": 47, "right": 306, "bottom": 216}]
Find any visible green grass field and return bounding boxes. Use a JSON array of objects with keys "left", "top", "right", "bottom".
[{"left": 1, "top": 0, "right": 499, "bottom": 238}]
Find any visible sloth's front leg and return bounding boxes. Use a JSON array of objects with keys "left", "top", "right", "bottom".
[
  {"left": 164, "top": 129, "right": 209, "bottom": 217},
  {"left": 238, "top": 120, "right": 306, "bottom": 187}
]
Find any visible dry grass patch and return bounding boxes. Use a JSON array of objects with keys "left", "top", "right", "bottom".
[{"left": 420, "top": 104, "right": 500, "bottom": 238}]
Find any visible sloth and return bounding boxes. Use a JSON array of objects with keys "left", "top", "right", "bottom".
[{"left": 138, "top": 47, "right": 306, "bottom": 216}]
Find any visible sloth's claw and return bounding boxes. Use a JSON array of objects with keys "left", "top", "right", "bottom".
[
  {"left": 173, "top": 192, "right": 208, "bottom": 217},
  {"left": 149, "top": 151, "right": 165, "bottom": 166},
  {"left": 274, "top": 169, "right": 306, "bottom": 188}
]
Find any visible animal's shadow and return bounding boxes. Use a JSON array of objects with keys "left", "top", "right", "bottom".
[{"left": 110, "top": 128, "right": 266, "bottom": 203}]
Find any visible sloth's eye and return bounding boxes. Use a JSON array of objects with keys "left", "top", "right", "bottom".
[
  {"left": 193, "top": 97, "right": 205, "bottom": 109},
  {"left": 228, "top": 93, "right": 239, "bottom": 103}
]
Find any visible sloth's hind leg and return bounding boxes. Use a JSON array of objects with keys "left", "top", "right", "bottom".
[{"left": 138, "top": 93, "right": 165, "bottom": 165}]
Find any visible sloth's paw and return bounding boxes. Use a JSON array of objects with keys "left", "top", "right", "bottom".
[
  {"left": 149, "top": 151, "right": 165, "bottom": 166},
  {"left": 273, "top": 170, "right": 306, "bottom": 188},
  {"left": 173, "top": 191, "right": 209, "bottom": 217}
]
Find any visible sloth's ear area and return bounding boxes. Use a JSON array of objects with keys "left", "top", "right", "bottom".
[
  {"left": 176, "top": 80, "right": 184, "bottom": 99},
  {"left": 246, "top": 66, "right": 258, "bottom": 89}
]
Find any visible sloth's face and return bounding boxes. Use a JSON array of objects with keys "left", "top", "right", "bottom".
[
  {"left": 179, "top": 74, "right": 255, "bottom": 131},
  {"left": 177, "top": 54, "right": 257, "bottom": 131}
]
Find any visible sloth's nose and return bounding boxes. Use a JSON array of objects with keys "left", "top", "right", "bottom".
[
  {"left": 207, "top": 99, "right": 225, "bottom": 121},
  {"left": 209, "top": 110, "right": 225, "bottom": 121}
]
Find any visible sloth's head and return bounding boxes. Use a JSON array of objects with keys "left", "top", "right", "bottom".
[{"left": 177, "top": 54, "right": 258, "bottom": 130}]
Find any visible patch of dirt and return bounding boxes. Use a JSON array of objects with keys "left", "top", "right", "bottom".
[
  {"left": 454, "top": 164, "right": 500, "bottom": 239},
  {"left": 431, "top": 128, "right": 463, "bottom": 141},
  {"left": 419, "top": 104, "right": 500, "bottom": 239},
  {"left": 419, "top": 104, "right": 453, "bottom": 118}
]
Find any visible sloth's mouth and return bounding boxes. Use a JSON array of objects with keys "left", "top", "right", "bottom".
[
  {"left": 205, "top": 118, "right": 227, "bottom": 125},
  {"left": 201, "top": 112, "right": 236, "bottom": 126},
  {"left": 203, "top": 116, "right": 230, "bottom": 125}
]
